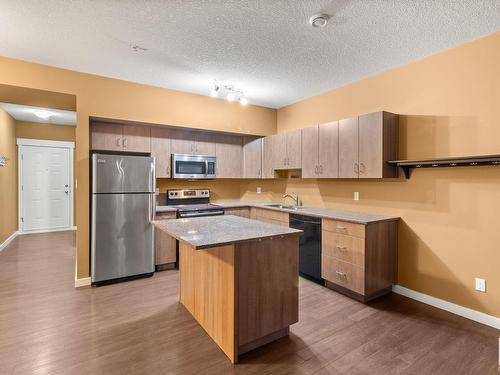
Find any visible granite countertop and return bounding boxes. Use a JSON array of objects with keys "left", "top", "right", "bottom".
[
  {"left": 155, "top": 205, "right": 178, "bottom": 213},
  {"left": 212, "top": 200, "right": 399, "bottom": 224},
  {"left": 153, "top": 215, "right": 302, "bottom": 250}
]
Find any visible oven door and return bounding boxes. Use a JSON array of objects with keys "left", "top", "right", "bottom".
[{"left": 172, "top": 154, "right": 216, "bottom": 179}]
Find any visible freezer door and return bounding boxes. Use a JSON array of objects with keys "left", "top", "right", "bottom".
[
  {"left": 91, "top": 193, "right": 154, "bottom": 283},
  {"left": 92, "top": 153, "right": 154, "bottom": 194}
]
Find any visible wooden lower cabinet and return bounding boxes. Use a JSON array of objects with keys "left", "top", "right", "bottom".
[
  {"left": 154, "top": 211, "right": 177, "bottom": 270},
  {"left": 224, "top": 207, "right": 251, "bottom": 218},
  {"left": 251, "top": 207, "right": 289, "bottom": 227},
  {"left": 321, "top": 218, "right": 398, "bottom": 302}
]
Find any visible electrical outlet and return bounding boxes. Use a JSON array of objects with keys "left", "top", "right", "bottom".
[
  {"left": 256, "top": 187, "right": 262, "bottom": 194},
  {"left": 354, "top": 192, "right": 360, "bottom": 201},
  {"left": 475, "top": 278, "right": 486, "bottom": 292}
]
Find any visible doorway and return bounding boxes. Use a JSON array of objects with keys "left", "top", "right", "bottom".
[{"left": 17, "top": 138, "right": 74, "bottom": 233}]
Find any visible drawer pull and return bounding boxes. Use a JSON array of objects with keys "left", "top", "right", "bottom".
[
  {"left": 336, "top": 226, "right": 347, "bottom": 230},
  {"left": 336, "top": 245, "right": 347, "bottom": 251},
  {"left": 335, "top": 271, "right": 347, "bottom": 278}
]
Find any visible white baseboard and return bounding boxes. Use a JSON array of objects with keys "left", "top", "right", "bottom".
[
  {"left": 392, "top": 285, "right": 500, "bottom": 330},
  {"left": 20, "top": 226, "right": 76, "bottom": 235},
  {"left": 0, "top": 231, "right": 19, "bottom": 252},
  {"left": 75, "top": 277, "right": 91, "bottom": 288}
]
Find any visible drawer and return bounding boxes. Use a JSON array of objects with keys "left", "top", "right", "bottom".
[
  {"left": 254, "top": 208, "right": 289, "bottom": 223},
  {"left": 224, "top": 207, "right": 251, "bottom": 218},
  {"left": 322, "top": 256, "right": 364, "bottom": 295},
  {"left": 322, "top": 231, "right": 365, "bottom": 267},
  {"left": 155, "top": 211, "right": 177, "bottom": 220},
  {"left": 322, "top": 218, "right": 365, "bottom": 238}
]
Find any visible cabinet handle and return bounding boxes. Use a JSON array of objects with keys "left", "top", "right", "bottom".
[
  {"left": 359, "top": 162, "right": 366, "bottom": 174},
  {"left": 123, "top": 138, "right": 128, "bottom": 148},
  {"left": 116, "top": 138, "right": 121, "bottom": 147},
  {"left": 354, "top": 162, "right": 359, "bottom": 174},
  {"left": 258, "top": 168, "right": 261, "bottom": 177},
  {"left": 314, "top": 165, "right": 318, "bottom": 174},
  {"left": 336, "top": 245, "right": 347, "bottom": 251},
  {"left": 335, "top": 271, "right": 347, "bottom": 278},
  {"left": 320, "top": 165, "right": 323, "bottom": 174},
  {"left": 336, "top": 226, "right": 347, "bottom": 230}
]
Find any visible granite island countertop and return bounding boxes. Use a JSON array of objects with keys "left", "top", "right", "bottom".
[{"left": 153, "top": 215, "right": 302, "bottom": 249}]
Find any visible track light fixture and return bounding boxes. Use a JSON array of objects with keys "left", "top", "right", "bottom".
[{"left": 209, "top": 81, "right": 248, "bottom": 105}]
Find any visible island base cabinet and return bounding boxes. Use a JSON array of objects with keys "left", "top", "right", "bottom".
[
  {"left": 179, "top": 235, "right": 299, "bottom": 363},
  {"left": 322, "top": 219, "right": 397, "bottom": 302}
]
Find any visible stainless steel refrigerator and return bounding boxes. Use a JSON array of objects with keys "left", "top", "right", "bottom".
[{"left": 91, "top": 153, "right": 155, "bottom": 284}]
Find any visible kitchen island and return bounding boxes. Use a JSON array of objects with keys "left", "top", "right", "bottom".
[{"left": 153, "top": 215, "right": 302, "bottom": 363}]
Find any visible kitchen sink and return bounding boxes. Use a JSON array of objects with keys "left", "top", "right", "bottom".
[{"left": 264, "top": 204, "right": 303, "bottom": 210}]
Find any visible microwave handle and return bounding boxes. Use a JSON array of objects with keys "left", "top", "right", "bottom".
[{"left": 205, "top": 159, "right": 208, "bottom": 176}]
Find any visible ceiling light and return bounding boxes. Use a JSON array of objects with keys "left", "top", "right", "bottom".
[
  {"left": 240, "top": 97, "right": 248, "bottom": 106},
  {"left": 309, "top": 13, "right": 329, "bottom": 28},
  {"left": 210, "top": 85, "right": 219, "bottom": 97},
  {"left": 33, "top": 109, "right": 55, "bottom": 119},
  {"left": 226, "top": 92, "right": 235, "bottom": 102}
]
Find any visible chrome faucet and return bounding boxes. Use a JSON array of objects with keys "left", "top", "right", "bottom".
[{"left": 283, "top": 192, "right": 300, "bottom": 207}]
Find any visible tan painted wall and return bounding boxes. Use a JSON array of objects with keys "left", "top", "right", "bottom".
[
  {"left": 15, "top": 121, "right": 77, "bottom": 222},
  {"left": 0, "top": 108, "right": 17, "bottom": 244},
  {"left": 0, "top": 56, "right": 276, "bottom": 278},
  {"left": 16, "top": 121, "right": 75, "bottom": 141},
  {"left": 241, "top": 32, "right": 500, "bottom": 317}
]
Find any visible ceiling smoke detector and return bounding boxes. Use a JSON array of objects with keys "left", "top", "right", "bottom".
[{"left": 309, "top": 13, "right": 329, "bottom": 28}]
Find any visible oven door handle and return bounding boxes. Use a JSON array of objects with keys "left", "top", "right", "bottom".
[
  {"left": 179, "top": 210, "right": 225, "bottom": 218},
  {"left": 205, "top": 159, "right": 208, "bottom": 177}
]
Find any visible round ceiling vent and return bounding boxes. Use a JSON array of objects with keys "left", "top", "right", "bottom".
[{"left": 309, "top": 13, "right": 330, "bottom": 28}]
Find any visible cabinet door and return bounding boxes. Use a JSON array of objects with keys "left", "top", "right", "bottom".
[
  {"left": 286, "top": 129, "right": 302, "bottom": 169},
  {"left": 171, "top": 129, "right": 196, "bottom": 154},
  {"left": 151, "top": 127, "right": 171, "bottom": 178},
  {"left": 243, "top": 137, "right": 262, "bottom": 178},
  {"left": 272, "top": 133, "right": 287, "bottom": 169},
  {"left": 318, "top": 121, "right": 339, "bottom": 178},
  {"left": 301, "top": 126, "right": 319, "bottom": 178},
  {"left": 91, "top": 123, "right": 123, "bottom": 151},
  {"left": 338, "top": 117, "right": 359, "bottom": 178},
  {"left": 261, "top": 136, "right": 275, "bottom": 178},
  {"left": 359, "top": 112, "right": 383, "bottom": 178},
  {"left": 155, "top": 227, "right": 177, "bottom": 265},
  {"left": 122, "top": 125, "right": 151, "bottom": 153},
  {"left": 195, "top": 132, "right": 216, "bottom": 155},
  {"left": 215, "top": 134, "right": 243, "bottom": 178}
]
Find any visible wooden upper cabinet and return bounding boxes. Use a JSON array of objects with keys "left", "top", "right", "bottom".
[
  {"left": 358, "top": 111, "right": 399, "bottom": 178},
  {"left": 339, "top": 117, "right": 359, "bottom": 178},
  {"left": 150, "top": 127, "right": 171, "bottom": 178},
  {"left": 194, "top": 132, "right": 216, "bottom": 155},
  {"left": 243, "top": 137, "right": 262, "bottom": 178},
  {"left": 91, "top": 123, "right": 123, "bottom": 151},
  {"left": 122, "top": 125, "right": 150, "bottom": 153},
  {"left": 215, "top": 134, "right": 243, "bottom": 178},
  {"left": 286, "top": 129, "right": 302, "bottom": 169},
  {"left": 301, "top": 126, "right": 319, "bottom": 178},
  {"left": 261, "top": 136, "right": 275, "bottom": 178},
  {"left": 302, "top": 122, "right": 339, "bottom": 178},
  {"left": 271, "top": 133, "right": 287, "bottom": 169},
  {"left": 318, "top": 121, "right": 339, "bottom": 178},
  {"left": 171, "top": 129, "right": 196, "bottom": 154}
]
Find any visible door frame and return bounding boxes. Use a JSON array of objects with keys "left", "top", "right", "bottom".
[{"left": 17, "top": 138, "right": 75, "bottom": 233}]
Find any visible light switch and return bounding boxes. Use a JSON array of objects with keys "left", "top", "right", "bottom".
[
  {"left": 475, "top": 278, "right": 486, "bottom": 292},
  {"left": 256, "top": 187, "right": 262, "bottom": 194}
]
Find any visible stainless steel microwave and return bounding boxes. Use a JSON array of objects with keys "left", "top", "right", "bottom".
[{"left": 172, "top": 154, "right": 216, "bottom": 179}]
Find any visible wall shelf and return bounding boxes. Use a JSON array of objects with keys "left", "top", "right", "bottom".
[{"left": 388, "top": 154, "right": 500, "bottom": 179}]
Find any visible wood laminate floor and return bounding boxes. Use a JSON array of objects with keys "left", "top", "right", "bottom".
[{"left": 0, "top": 231, "right": 498, "bottom": 374}]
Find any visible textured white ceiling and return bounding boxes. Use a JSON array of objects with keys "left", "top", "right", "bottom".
[
  {"left": 0, "top": 102, "right": 76, "bottom": 125},
  {"left": 0, "top": 1, "right": 499, "bottom": 108}
]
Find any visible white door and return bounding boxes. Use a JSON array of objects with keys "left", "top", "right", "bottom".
[{"left": 22, "top": 145, "right": 71, "bottom": 231}]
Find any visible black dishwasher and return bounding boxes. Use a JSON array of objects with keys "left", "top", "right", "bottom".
[{"left": 289, "top": 214, "right": 322, "bottom": 283}]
